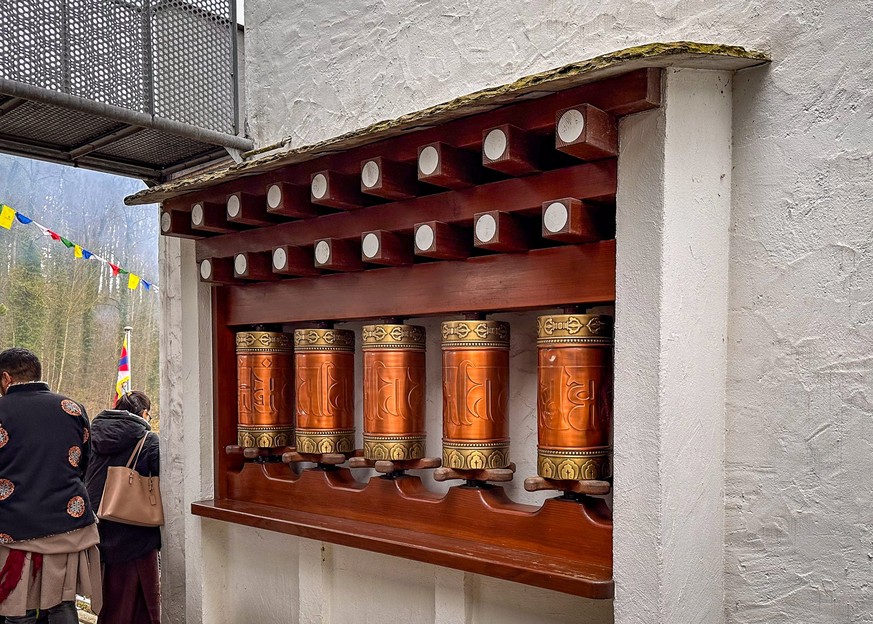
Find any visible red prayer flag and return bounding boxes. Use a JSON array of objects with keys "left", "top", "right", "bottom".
[{"left": 109, "top": 263, "right": 120, "bottom": 276}]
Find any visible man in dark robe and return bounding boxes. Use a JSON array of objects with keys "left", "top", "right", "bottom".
[{"left": 0, "top": 348, "right": 102, "bottom": 623}]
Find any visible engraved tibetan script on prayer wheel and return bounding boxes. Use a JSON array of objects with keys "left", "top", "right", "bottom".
[
  {"left": 362, "top": 324, "right": 426, "bottom": 461},
  {"left": 294, "top": 328, "right": 355, "bottom": 454},
  {"left": 536, "top": 314, "right": 613, "bottom": 480},
  {"left": 236, "top": 330, "right": 294, "bottom": 449},
  {"left": 441, "top": 320, "right": 510, "bottom": 470}
]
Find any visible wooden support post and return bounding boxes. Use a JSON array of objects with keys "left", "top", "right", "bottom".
[
  {"left": 417, "top": 142, "right": 479, "bottom": 189},
  {"left": 541, "top": 198, "right": 609, "bottom": 243},
  {"left": 233, "top": 251, "right": 280, "bottom": 281},
  {"left": 266, "top": 182, "right": 321, "bottom": 219},
  {"left": 160, "top": 209, "right": 208, "bottom": 239},
  {"left": 310, "top": 171, "right": 365, "bottom": 210},
  {"left": 271, "top": 245, "right": 321, "bottom": 277},
  {"left": 523, "top": 476, "right": 611, "bottom": 496},
  {"left": 191, "top": 200, "right": 240, "bottom": 234},
  {"left": 413, "top": 221, "right": 472, "bottom": 260},
  {"left": 360, "top": 157, "right": 419, "bottom": 200},
  {"left": 555, "top": 104, "right": 618, "bottom": 160},
  {"left": 360, "top": 230, "right": 414, "bottom": 266},
  {"left": 313, "top": 238, "right": 365, "bottom": 272},
  {"left": 199, "top": 257, "right": 239, "bottom": 285},
  {"left": 473, "top": 210, "right": 531, "bottom": 253},
  {"left": 434, "top": 464, "right": 516, "bottom": 483},
  {"left": 481, "top": 124, "right": 544, "bottom": 176},
  {"left": 227, "top": 192, "right": 278, "bottom": 227}
]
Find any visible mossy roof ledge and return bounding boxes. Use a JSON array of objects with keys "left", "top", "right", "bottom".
[{"left": 126, "top": 42, "right": 768, "bottom": 206}]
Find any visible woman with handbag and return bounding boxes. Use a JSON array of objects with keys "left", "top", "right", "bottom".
[{"left": 85, "top": 391, "right": 161, "bottom": 624}]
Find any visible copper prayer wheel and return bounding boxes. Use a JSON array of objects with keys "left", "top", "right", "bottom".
[
  {"left": 362, "top": 324, "right": 426, "bottom": 461},
  {"left": 293, "top": 328, "right": 356, "bottom": 454},
  {"left": 536, "top": 313, "right": 613, "bottom": 480},
  {"left": 441, "top": 320, "right": 510, "bottom": 469},
  {"left": 236, "top": 330, "right": 294, "bottom": 448}
]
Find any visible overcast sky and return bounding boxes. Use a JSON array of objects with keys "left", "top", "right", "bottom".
[{"left": 236, "top": 0, "right": 244, "bottom": 24}]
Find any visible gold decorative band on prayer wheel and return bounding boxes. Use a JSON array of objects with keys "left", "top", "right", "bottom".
[
  {"left": 235, "top": 330, "right": 294, "bottom": 449},
  {"left": 441, "top": 320, "right": 510, "bottom": 470},
  {"left": 362, "top": 324, "right": 427, "bottom": 461},
  {"left": 293, "top": 328, "right": 356, "bottom": 454},
  {"left": 536, "top": 313, "right": 613, "bottom": 480}
]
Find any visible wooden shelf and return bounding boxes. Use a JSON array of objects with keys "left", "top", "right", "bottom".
[{"left": 192, "top": 463, "right": 613, "bottom": 599}]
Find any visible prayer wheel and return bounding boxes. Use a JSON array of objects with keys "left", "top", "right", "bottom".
[
  {"left": 362, "top": 324, "right": 427, "bottom": 461},
  {"left": 235, "top": 329, "right": 294, "bottom": 448},
  {"left": 294, "top": 328, "right": 356, "bottom": 454},
  {"left": 536, "top": 314, "right": 613, "bottom": 480},
  {"left": 441, "top": 320, "right": 510, "bottom": 469}
]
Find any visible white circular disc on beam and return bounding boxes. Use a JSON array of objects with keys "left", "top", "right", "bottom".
[
  {"left": 273, "top": 247, "right": 287, "bottom": 270},
  {"left": 227, "top": 195, "right": 241, "bottom": 218},
  {"left": 314, "top": 240, "right": 331, "bottom": 265},
  {"left": 475, "top": 214, "right": 497, "bottom": 243},
  {"left": 415, "top": 224, "right": 435, "bottom": 251},
  {"left": 557, "top": 109, "right": 585, "bottom": 143},
  {"left": 544, "top": 202, "right": 570, "bottom": 233},
  {"left": 267, "top": 184, "right": 282, "bottom": 209},
  {"left": 191, "top": 203, "right": 204, "bottom": 225},
  {"left": 234, "top": 254, "right": 247, "bottom": 275},
  {"left": 361, "top": 161, "right": 380, "bottom": 188},
  {"left": 160, "top": 212, "right": 171, "bottom": 232},
  {"left": 311, "top": 174, "right": 328, "bottom": 199},
  {"left": 362, "top": 233, "right": 380, "bottom": 258},
  {"left": 418, "top": 146, "right": 439, "bottom": 175},
  {"left": 199, "top": 259, "right": 212, "bottom": 280},
  {"left": 483, "top": 128, "right": 508, "bottom": 161}
]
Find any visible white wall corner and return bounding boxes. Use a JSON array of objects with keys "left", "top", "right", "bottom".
[{"left": 614, "top": 68, "right": 733, "bottom": 624}]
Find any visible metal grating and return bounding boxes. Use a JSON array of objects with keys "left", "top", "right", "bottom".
[{"left": 0, "top": 0, "right": 248, "bottom": 182}]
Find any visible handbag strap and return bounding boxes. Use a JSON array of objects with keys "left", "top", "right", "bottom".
[{"left": 125, "top": 434, "right": 149, "bottom": 470}]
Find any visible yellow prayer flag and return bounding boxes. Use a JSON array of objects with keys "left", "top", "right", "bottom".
[
  {"left": 0, "top": 205, "right": 15, "bottom": 230},
  {"left": 74, "top": 245, "right": 83, "bottom": 258},
  {"left": 127, "top": 273, "right": 140, "bottom": 290}
]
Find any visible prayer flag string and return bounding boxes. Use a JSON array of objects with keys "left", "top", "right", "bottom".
[{"left": 0, "top": 202, "right": 158, "bottom": 292}]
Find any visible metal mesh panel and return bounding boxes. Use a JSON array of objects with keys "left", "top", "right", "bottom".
[
  {"left": 0, "top": 100, "right": 122, "bottom": 147},
  {"left": 0, "top": 0, "right": 236, "bottom": 134},
  {"left": 94, "top": 127, "right": 218, "bottom": 166}
]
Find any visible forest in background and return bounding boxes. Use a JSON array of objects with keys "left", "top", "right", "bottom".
[{"left": 0, "top": 154, "right": 160, "bottom": 425}]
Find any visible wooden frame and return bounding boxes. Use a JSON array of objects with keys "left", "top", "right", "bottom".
[{"left": 166, "top": 68, "right": 664, "bottom": 601}]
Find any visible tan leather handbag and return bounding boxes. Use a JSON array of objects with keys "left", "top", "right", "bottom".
[{"left": 97, "top": 434, "right": 164, "bottom": 527}]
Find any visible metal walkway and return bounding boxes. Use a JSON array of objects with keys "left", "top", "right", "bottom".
[{"left": 0, "top": 0, "right": 251, "bottom": 184}]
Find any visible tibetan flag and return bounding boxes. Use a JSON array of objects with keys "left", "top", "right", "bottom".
[
  {"left": 60, "top": 237, "right": 74, "bottom": 249},
  {"left": 82, "top": 249, "right": 93, "bottom": 260},
  {"left": 114, "top": 335, "right": 131, "bottom": 404},
  {"left": 0, "top": 205, "right": 15, "bottom": 229},
  {"left": 48, "top": 230, "right": 61, "bottom": 241},
  {"left": 108, "top": 263, "right": 120, "bottom": 276},
  {"left": 74, "top": 245, "right": 83, "bottom": 258},
  {"left": 127, "top": 273, "right": 140, "bottom": 290},
  {"left": 15, "top": 212, "right": 32, "bottom": 224}
]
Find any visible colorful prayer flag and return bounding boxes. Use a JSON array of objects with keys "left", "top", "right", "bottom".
[
  {"left": 0, "top": 205, "right": 15, "bottom": 230},
  {"left": 15, "top": 213, "right": 32, "bottom": 224},
  {"left": 127, "top": 273, "right": 140, "bottom": 290},
  {"left": 82, "top": 249, "right": 93, "bottom": 260},
  {"left": 114, "top": 335, "right": 131, "bottom": 404},
  {"left": 74, "top": 245, "right": 83, "bottom": 258},
  {"left": 60, "top": 237, "right": 74, "bottom": 248}
]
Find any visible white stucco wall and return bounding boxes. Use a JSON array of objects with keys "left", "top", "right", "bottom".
[{"left": 159, "top": 1, "right": 873, "bottom": 622}]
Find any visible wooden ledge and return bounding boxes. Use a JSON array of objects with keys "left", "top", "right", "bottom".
[{"left": 125, "top": 41, "right": 767, "bottom": 206}]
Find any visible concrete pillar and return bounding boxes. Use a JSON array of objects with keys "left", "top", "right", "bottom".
[{"left": 613, "top": 68, "right": 733, "bottom": 623}]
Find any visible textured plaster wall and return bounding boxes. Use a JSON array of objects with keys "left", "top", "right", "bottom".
[{"left": 177, "top": 1, "right": 873, "bottom": 622}]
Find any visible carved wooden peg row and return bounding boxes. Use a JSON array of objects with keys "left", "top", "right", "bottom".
[
  {"left": 482, "top": 124, "right": 544, "bottom": 176},
  {"left": 266, "top": 182, "right": 321, "bottom": 219},
  {"left": 192, "top": 200, "right": 240, "bottom": 234},
  {"left": 413, "top": 221, "right": 471, "bottom": 260},
  {"left": 360, "top": 157, "right": 419, "bottom": 200},
  {"left": 199, "top": 257, "right": 238, "bottom": 285},
  {"left": 227, "top": 192, "right": 277, "bottom": 227},
  {"left": 313, "top": 237, "right": 365, "bottom": 272},
  {"left": 271, "top": 245, "right": 320, "bottom": 277},
  {"left": 233, "top": 251, "right": 280, "bottom": 281},
  {"left": 555, "top": 104, "right": 618, "bottom": 160},
  {"left": 473, "top": 210, "right": 531, "bottom": 253},
  {"left": 311, "top": 170, "right": 365, "bottom": 210},
  {"left": 361, "top": 230, "right": 414, "bottom": 266},
  {"left": 160, "top": 209, "right": 208, "bottom": 239},
  {"left": 541, "top": 198, "right": 607, "bottom": 243},
  {"left": 417, "top": 142, "right": 479, "bottom": 189}
]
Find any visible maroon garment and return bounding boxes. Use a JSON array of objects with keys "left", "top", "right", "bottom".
[{"left": 97, "top": 550, "right": 159, "bottom": 624}]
